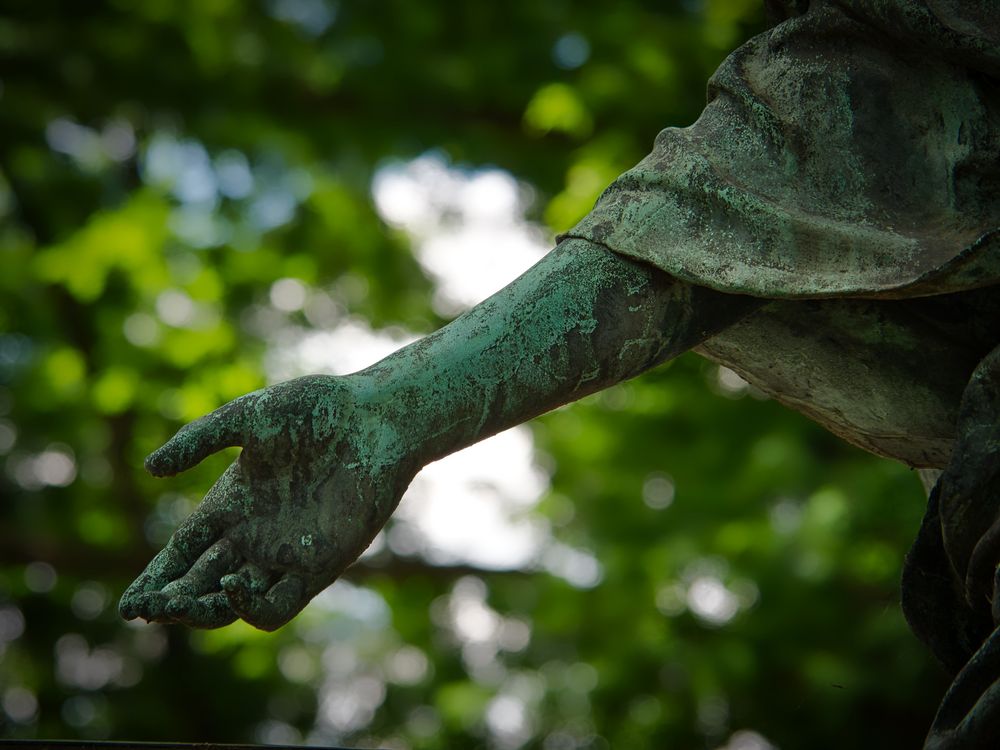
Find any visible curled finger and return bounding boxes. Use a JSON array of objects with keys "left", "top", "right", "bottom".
[
  {"left": 161, "top": 538, "right": 240, "bottom": 600},
  {"left": 120, "top": 510, "right": 228, "bottom": 622},
  {"left": 225, "top": 572, "right": 308, "bottom": 632},
  {"left": 120, "top": 544, "right": 201, "bottom": 621},
  {"left": 166, "top": 592, "right": 239, "bottom": 629}
]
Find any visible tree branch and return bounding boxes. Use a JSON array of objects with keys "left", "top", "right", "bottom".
[{"left": 0, "top": 532, "right": 532, "bottom": 585}]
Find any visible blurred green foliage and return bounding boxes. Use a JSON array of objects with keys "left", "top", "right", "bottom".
[{"left": 0, "top": 0, "right": 949, "bottom": 748}]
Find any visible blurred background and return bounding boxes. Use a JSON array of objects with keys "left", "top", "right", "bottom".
[{"left": 0, "top": 0, "right": 951, "bottom": 748}]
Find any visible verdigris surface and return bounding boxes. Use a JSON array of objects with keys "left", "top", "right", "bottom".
[{"left": 121, "top": 1, "right": 1000, "bottom": 746}]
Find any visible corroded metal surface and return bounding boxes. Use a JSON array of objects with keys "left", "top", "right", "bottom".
[
  {"left": 119, "top": 241, "right": 761, "bottom": 631},
  {"left": 561, "top": 2, "right": 1000, "bottom": 300},
  {"left": 119, "top": 1, "right": 1000, "bottom": 747}
]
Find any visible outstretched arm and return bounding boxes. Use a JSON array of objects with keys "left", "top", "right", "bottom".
[
  {"left": 356, "top": 237, "right": 761, "bottom": 467},
  {"left": 120, "top": 238, "right": 761, "bottom": 630}
]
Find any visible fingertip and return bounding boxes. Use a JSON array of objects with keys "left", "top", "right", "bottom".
[
  {"left": 147, "top": 432, "right": 203, "bottom": 476},
  {"left": 134, "top": 591, "right": 171, "bottom": 623},
  {"left": 144, "top": 449, "right": 175, "bottom": 477},
  {"left": 119, "top": 596, "right": 138, "bottom": 621}
]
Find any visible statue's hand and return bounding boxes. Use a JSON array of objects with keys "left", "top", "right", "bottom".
[{"left": 119, "top": 374, "right": 410, "bottom": 631}]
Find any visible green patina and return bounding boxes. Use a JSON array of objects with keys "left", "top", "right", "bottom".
[
  {"left": 121, "top": 2, "right": 1000, "bottom": 746},
  {"left": 121, "top": 240, "right": 756, "bottom": 633}
]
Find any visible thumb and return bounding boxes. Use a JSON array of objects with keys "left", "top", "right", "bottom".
[{"left": 145, "top": 394, "right": 255, "bottom": 476}]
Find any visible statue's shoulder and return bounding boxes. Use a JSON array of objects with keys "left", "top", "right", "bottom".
[{"left": 560, "top": 0, "right": 1000, "bottom": 301}]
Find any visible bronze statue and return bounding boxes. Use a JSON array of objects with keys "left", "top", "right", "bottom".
[{"left": 120, "top": 1, "right": 999, "bottom": 746}]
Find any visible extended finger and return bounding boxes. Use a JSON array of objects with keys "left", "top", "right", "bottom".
[
  {"left": 145, "top": 392, "right": 260, "bottom": 477},
  {"left": 225, "top": 572, "right": 308, "bottom": 632},
  {"left": 120, "top": 543, "right": 201, "bottom": 621},
  {"left": 130, "top": 537, "right": 239, "bottom": 624},
  {"left": 119, "top": 510, "right": 228, "bottom": 622},
  {"left": 165, "top": 592, "right": 239, "bottom": 629}
]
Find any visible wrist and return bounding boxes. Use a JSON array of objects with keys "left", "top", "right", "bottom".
[{"left": 344, "top": 371, "right": 429, "bottom": 479}]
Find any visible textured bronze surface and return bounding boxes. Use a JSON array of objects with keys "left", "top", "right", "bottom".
[{"left": 119, "top": 2, "right": 1000, "bottom": 747}]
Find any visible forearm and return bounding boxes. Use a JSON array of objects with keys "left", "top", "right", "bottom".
[
  {"left": 123, "top": 239, "right": 760, "bottom": 631},
  {"left": 355, "top": 238, "right": 759, "bottom": 466}
]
